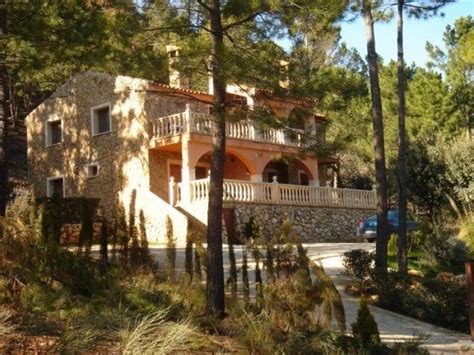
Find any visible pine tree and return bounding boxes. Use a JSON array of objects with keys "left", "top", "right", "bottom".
[
  {"left": 390, "top": 0, "right": 454, "bottom": 275},
  {"left": 145, "top": 0, "right": 347, "bottom": 317},
  {"left": 360, "top": 0, "right": 390, "bottom": 277}
]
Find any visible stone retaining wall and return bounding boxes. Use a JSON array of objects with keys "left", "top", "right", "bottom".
[{"left": 233, "top": 204, "right": 375, "bottom": 242}]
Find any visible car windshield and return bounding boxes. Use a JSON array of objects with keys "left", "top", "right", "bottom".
[{"left": 388, "top": 210, "right": 398, "bottom": 219}]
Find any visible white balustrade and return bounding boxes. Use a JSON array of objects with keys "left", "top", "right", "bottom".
[
  {"left": 174, "top": 178, "right": 376, "bottom": 209},
  {"left": 151, "top": 111, "right": 308, "bottom": 147}
]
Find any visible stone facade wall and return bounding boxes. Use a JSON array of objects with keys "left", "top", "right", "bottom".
[
  {"left": 26, "top": 72, "right": 211, "bottom": 221},
  {"left": 26, "top": 72, "right": 151, "bottom": 220},
  {"left": 233, "top": 204, "right": 375, "bottom": 243},
  {"left": 149, "top": 150, "right": 182, "bottom": 201}
]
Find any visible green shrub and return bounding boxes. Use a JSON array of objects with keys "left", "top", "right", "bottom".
[
  {"left": 419, "top": 228, "right": 469, "bottom": 275},
  {"left": 379, "top": 272, "right": 469, "bottom": 333},
  {"left": 342, "top": 249, "right": 374, "bottom": 291},
  {"left": 391, "top": 337, "right": 429, "bottom": 354},
  {"left": 19, "top": 284, "right": 58, "bottom": 313},
  {"left": 351, "top": 298, "right": 380, "bottom": 349},
  {"left": 388, "top": 234, "right": 397, "bottom": 257},
  {"left": 458, "top": 214, "right": 474, "bottom": 256}
]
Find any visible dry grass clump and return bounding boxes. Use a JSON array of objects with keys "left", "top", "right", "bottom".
[
  {"left": 0, "top": 307, "right": 15, "bottom": 337},
  {"left": 120, "top": 308, "right": 196, "bottom": 354}
]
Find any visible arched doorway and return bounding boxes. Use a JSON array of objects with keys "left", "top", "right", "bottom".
[
  {"left": 262, "top": 158, "right": 313, "bottom": 185},
  {"left": 196, "top": 152, "right": 251, "bottom": 180}
]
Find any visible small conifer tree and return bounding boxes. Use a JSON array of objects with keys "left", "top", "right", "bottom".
[
  {"left": 351, "top": 298, "right": 381, "bottom": 349},
  {"left": 129, "top": 191, "right": 140, "bottom": 267},
  {"left": 227, "top": 239, "right": 238, "bottom": 298},
  {"left": 110, "top": 219, "right": 118, "bottom": 264},
  {"left": 116, "top": 203, "right": 129, "bottom": 262},
  {"left": 138, "top": 209, "right": 151, "bottom": 267},
  {"left": 242, "top": 249, "right": 250, "bottom": 306},
  {"left": 184, "top": 231, "right": 194, "bottom": 283},
  {"left": 100, "top": 218, "right": 109, "bottom": 271},
  {"left": 165, "top": 215, "right": 176, "bottom": 282},
  {"left": 79, "top": 198, "right": 94, "bottom": 257},
  {"left": 194, "top": 241, "right": 203, "bottom": 282}
]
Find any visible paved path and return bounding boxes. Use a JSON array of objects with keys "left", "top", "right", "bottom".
[
  {"left": 304, "top": 243, "right": 472, "bottom": 354},
  {"left": 146, "top": 243, "right": 472, "bottom": 353}
]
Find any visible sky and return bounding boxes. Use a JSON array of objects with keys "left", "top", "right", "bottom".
[{"left": 340, "top": 0, "right": 474, "bottom": 67}]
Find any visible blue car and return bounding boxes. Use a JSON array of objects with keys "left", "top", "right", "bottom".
[{"left": 356, "top": 210, "right": 418, "bottom": 242}]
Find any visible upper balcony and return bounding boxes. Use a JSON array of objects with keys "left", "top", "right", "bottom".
[{"left": 150, "top": 107, "right": 312, "bottom": 149}]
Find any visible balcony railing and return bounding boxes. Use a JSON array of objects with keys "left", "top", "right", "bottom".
[
  {"left": 151, "top": 108, "right": 309, "bottom": 147},
  {"left": 170, "top": 178, "right": 377, "bottom": 210}
]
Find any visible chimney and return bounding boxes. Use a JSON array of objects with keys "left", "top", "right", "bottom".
[
  {"left": 166, "top": 45, "right": 189, "bottom": 89},
  {"left": 279, "top": 59, "right": 289, "bottom": 89}
]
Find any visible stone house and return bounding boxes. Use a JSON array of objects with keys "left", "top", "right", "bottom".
[{"left": 26, "top": 68, "right": 376, "bottom": 246}]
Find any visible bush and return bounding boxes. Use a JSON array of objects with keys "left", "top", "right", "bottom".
[
  {"left": 419, "top": 228, "right": 469, "bottom": 275},
  {"left": 378, "top": 272, "right": 469, "bottom": 333},
  {"left": 342, "top": 249, "right": 374, "bottom": 291},
  {"left": 0, "top": 307, "right": 14, "bottom": 338},
  {"left": 388, "top": 234, "right": 397, "bottom": 257},
  {"left": 351, "top": 298, "right": 380, "bottom": 349},
  {"left": 120, "top": 308, "right": 196, "bottom": 354},
  {"left": 230, "top": 310, "right": 275, "bottom": 354},
  {"left": 458, "top": 214, "right": 474, "bottom": 256}
]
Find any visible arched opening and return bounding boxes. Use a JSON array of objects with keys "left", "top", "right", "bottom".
[
  {"left": 262, "top": 157, "right": 313, "bottom": 185},
  {"left": 196, "top": 152, "right": 251, "bottom": 180}
]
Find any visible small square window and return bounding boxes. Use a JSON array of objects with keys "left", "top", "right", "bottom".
[
  {"left": 86, "top": 163, "right": 100, "bottom": 178},
  {"left": 92, "top": 104, "right": 111, "bottom": 135},
  {"left": 47, "top": 177, "right": 64, "bottom": 198},
  {"left": 46, "top": 120, "right": 62, "bottom": 146}
]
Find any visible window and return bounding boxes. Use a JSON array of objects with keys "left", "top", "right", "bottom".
[
  {"left": 86, "top": 163, "right": 100, "bottom": 178},
  {"left": 47, "top": 177, "right": 64, "bottom": 198},
  {"left": 91, "top": 103, "right": 111, "bottom": 135},
  {"left": 46, "top": 120, "right": 62, "bottom": 146}
]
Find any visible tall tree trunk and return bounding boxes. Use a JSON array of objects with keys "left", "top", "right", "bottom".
[
  {"left": 396, "top": 0, "right": 408, "bottom": 275},
  {"left": 0, "top": 0, "right": 8, "bottom": 216},
  {"left": 362, "top": 1, "right": 389, "bottom": 276},
  {"left": 206, "top": 0, "right": 226, "bottom": 318}
]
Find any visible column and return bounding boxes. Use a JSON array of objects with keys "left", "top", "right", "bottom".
[
  {"left": 180, "top": 138, "right": 195, "bottom": 205},
  {"left": 309, "top": 159, "right": 320, "bottom": 187}
]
